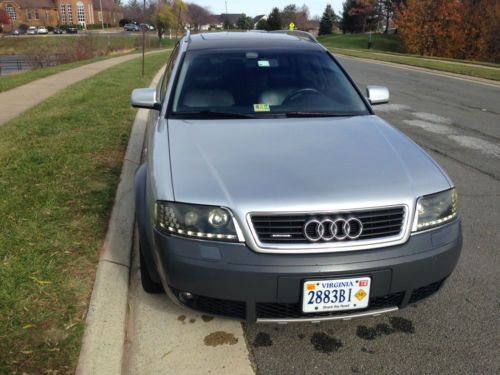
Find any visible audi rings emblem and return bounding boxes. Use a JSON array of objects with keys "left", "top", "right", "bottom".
[{"left": 304, "top": 217, "right": 363, "bottom": 242}]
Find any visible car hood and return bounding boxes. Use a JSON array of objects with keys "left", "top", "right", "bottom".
[{"left": 160, "top": 115, "right": 451, "bottom": 214}]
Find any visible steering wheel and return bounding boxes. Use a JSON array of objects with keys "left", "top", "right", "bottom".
[{"left": 282, "top": 88, "right": 324, "bottom": 106}]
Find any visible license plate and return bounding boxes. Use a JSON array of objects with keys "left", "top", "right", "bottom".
[{"left": 302, "top": 277, "right": 371, "bottom": 313}]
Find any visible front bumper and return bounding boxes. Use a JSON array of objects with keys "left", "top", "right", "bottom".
[{"left": 150, "top": 219, "right": 462, "bottom": 322}]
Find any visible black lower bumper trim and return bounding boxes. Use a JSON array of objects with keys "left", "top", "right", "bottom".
[
  {"left": 255, "top": 292, "right": 404, "bottom": 320},
  {"left": 170, "top": 279, "right": 445, "bottom": 321}
]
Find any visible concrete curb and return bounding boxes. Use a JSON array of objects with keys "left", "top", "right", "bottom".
[{"left": 75, "top": 67, "right": 165, "bottom": 375}]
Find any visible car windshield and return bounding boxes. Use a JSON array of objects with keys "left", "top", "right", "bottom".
[{"left": 170, "top": 48, "right": 369, "bottom": 118}]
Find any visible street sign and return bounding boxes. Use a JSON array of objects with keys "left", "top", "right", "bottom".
[{"left": 289, "top": 22, "right": 295, "bottom": 30}]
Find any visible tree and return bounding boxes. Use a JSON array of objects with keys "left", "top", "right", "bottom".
[
  {"left": 461, "top": 0, "right": 500, "bottom": 63},
  {"left": 395, "top": 0, "right": 464, "bottom": 57},
  {"left": 319, "top": 4, "right": 336, "bottom": 35},
  {"left": 0, "top": 9, "right": 11, "bottom": 26},
  {"left": 281, "top": 4, "right": 297, "bottom": 28},
  {"left": 267, "top": 7, "right": 282, "bottom": 30},
  {"left": 153, "top": 0, "right": 186, "bottom": 40},
  {"left": 379, "top": 0, "right": 395, "bottom": 32},
  {"left": 222, "top": 18, "right": 233, "bottom": 30},
  {"left": 236, "top": 14, "right": 254, "bottom": 30},
  {"left": 187, "top": 3, "right": 213, "bottom": 31},
  {"left": 124, "top": 0, "right": 142, "bottom": 22},
  {"left": 348, "top": 0, "right": 376, "bottom": 32},
  {"left": 295, "top": 5, "right": 310, "bottom": 30},
  {"left": 255, "top": 17, "right": 269, "bottom": 30}
]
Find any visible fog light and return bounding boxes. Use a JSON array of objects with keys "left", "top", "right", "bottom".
[{"left": 179, "top": 292, "right": 194, "bottom": 303}]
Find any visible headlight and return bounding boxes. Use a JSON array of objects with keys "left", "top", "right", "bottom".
[
  {"left": 155, "top": 201, "right": 240, "bottom": 242},
  {"left": 412, "top": 188, "right": 458, "bottom": 232}
]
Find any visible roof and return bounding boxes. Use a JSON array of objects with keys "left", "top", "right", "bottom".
[
  {"left": 216, "top": 13, "right": 242, "bottom": 24},
  {"left": 187, "top": 32, "right": 322, "bottom": 51},
  {"left": 253, "top": 15, "right": 265, "bottom": 23},
  {"left": 3, "top": 0, "right": 57, "bottom": 8}
]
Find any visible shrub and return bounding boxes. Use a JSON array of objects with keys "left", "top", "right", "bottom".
[{"left": 86, "top": 23, "right": 111, "bottom": 30}]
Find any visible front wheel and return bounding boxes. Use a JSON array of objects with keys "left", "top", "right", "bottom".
[{"left": 139, "top": 244, "right": 164, "bottom": 294}]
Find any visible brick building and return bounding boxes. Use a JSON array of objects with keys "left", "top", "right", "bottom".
[{"left": 0, "top": 0, "right": 123, "bottom": 30}]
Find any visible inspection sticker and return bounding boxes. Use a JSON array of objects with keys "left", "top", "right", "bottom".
[
  {"left": 254, "top": 104, "right": 270, "bottom": 112},
  {"left": 258, "top": 60, "right": 271, "bottom": 67}
]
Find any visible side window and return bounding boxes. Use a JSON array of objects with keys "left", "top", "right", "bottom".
[{"left": 159, "top": 43, "right": 180, "bottom": 101}]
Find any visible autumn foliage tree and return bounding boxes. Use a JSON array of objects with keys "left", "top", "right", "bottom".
[
  {"left": 396, "top": 0, "right": 499, "bottom": 62},
  {"left": 186, "top": 3, "right": 213, "bottom": 31}
]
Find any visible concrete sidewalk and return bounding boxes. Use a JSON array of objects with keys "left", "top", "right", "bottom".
[{"left": 0, "top": 50, "right": 166, "bottom": 127}]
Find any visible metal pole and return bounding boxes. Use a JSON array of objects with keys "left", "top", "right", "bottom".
[
  {"left": 225, "top": 0, "right": 228, "bottom": 30},
  {"left": 142, "top": 0, "right": 146, "bottom": 77}
]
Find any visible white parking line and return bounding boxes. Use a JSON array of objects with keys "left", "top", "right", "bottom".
[
  {"left": 412, "top": 112, "right": 453, "bottom": 125},
  {"left": 448, "top": 135, "right": 500, "bottom": 158},
  {"left": 373, "top": 103, "right": 412, "bottom": 112},
  {"left": 403, "top": 119, "right": 454, "bottom": 135}
]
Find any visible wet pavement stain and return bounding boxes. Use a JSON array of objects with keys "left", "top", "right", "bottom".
[
  {"left": 389, "top": 317, "right": 415, "bottom": 333},
  {"left": 189, "top": 318, "right": 196, "bottom": 323},
  {"left": 204, "top": 331, "right": 239, "bottom": 347},
  {"left": 253, "top": 332, "right": 273, "bottom": 348},
  {"left": 310, "top": 332, "right": 343, "bottom": 354},
  {"left": 201, "top": 315, "right": 214, "bottom": 322},
  {"left": 357, "top": 317, "right": 415, "bottom": 340},
  {"left": 177, "top": 315, "right": 186, "bottom": 323}
]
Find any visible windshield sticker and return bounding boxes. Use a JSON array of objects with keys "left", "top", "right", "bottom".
[
  {"left": 258, "top": 60, "right": 271, "bottom": 68},
  {"left": 254, "top": 104, "right": 271, "bottom": 112}
]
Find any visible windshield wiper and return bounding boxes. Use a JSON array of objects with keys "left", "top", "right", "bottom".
[
  {"left": 283, "top": 111, "right": 361, "bottom": 118},
  {"left": 173, "top": 110, "right": 257, "bottom": 119}
]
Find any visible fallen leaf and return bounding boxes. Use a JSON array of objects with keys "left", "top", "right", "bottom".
[{"left": 30, "top": 276, "right": 51, "bottom": 285}]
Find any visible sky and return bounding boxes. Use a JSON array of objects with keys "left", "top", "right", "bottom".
[{"left": 189, "top": 1, "right": 344, "bottom": 19}]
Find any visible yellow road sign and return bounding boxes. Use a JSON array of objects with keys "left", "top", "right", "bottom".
[{"left": 289, "top": 22, "right": 295, "bottom": 30}]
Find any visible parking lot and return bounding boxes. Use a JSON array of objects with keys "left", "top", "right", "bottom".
[{"left": 123, "top": 56, "right": 499, "bottom": 374}]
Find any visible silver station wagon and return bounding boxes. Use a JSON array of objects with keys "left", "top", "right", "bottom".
[{"left": 131, "top": 31, "right": 462, "bottom": 323}]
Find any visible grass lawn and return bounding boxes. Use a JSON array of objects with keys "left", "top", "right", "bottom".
[
  {"left": 0, "top": 51, "right": 168, "bottom": 374},
  {"left": 318, "top": 33, "right": 405, "bottom": 53},
  {"left": 317, "top": 33, "right": 500, "bottom": 81}
]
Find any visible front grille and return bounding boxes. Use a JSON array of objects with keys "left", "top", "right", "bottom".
[
  {"left": 171, "top": 289, "right": 246, "bottom": 319},
  {"left": 256, "top": 292, "right": 404, "bottom": 319},
  {"left": 408, "top": 279, "right": 444, "bottom": 304},
  {"left": 251, "top": 207, "right": 406, "bottom": 245}
]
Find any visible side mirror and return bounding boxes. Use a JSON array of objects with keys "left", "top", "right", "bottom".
[
  {"left": 131, "top": 88, "right": 161, "bottom": 110},
  {"left": 366, "top": 85, "right": 390, "bottom": 105}
]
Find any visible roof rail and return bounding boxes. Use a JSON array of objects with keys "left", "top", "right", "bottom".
[{"left": 269, "top": 30, "right": 318, "bottom": 43}]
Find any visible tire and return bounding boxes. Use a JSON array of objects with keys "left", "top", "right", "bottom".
[{"left": 139, "top": 244, "right": 164, "bottom": 294}]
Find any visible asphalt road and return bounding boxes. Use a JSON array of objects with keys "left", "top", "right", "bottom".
[{"left": 243, "top": 57, "right": 500, "bottom": 374}]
